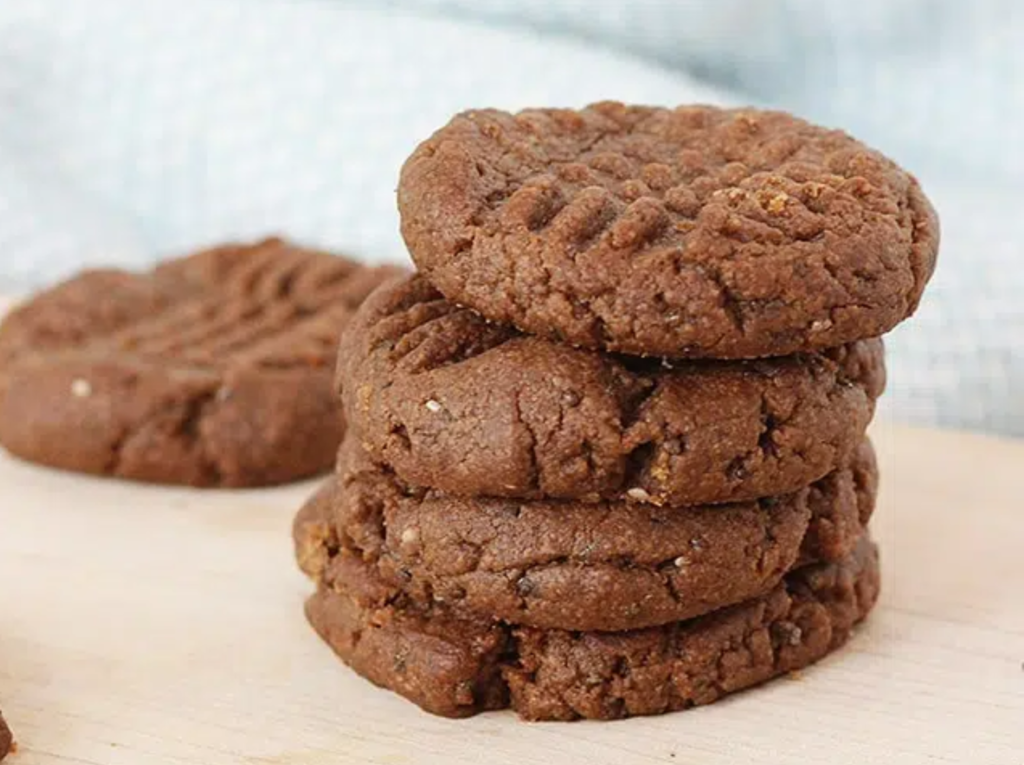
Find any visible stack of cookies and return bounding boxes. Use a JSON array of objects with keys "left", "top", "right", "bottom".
[{"left": 294, "top": 103, "right": 939, "bottom": 721}]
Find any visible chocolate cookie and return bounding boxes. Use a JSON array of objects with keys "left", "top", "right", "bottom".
[
  {"left": 305, "top": 536, "right": 879, "bottom": 720},
  {"left": 339, "top": 275, "right": 883, "bottom": 505},
  {"left": 398, "top": 102, "right": 938, "bottom": 358},
  {"left": 0, "top": 709, "right": 10, "bottom": 761},
  {"left": 294, "top": 438, "right": 876, "bottom": 632},
  {"left": 0, "top": 238, "right": 403, "bottom": 486}
]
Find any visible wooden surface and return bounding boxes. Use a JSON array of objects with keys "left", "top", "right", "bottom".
[{"left": 1, "top": 420, "right": 1022, "bottom": 765}]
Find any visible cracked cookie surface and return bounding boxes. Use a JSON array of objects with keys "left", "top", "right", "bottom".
[
  {"left": 0, "top": 238, "right": 403, "bottom": 486},
  {"left": 339, "top": 275, "right": 883, "bottom": 505},
  {"left": 294, "top": 437, "right": 876, "bottom": 632},
  {"left": 304, "top": 535, "right": 879, "bottom": 720},
  {"left": 398, "top": 102, "right": 938, "bottom": 358}
]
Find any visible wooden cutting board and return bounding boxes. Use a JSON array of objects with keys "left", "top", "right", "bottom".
[{"left": 1, "top": 418, "right": 1022, "bottom": 764}]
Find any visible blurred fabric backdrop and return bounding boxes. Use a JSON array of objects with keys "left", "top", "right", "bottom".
[{"left": 0, "top": 0, "right": 1020, "bottom": 435}]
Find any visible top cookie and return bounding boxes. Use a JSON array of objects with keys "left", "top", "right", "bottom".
[
  {"left": 399, "top": 102, "right": 939, "bottom": 358},
  {"left": 0, "top": 238, "right": 403, "bottom": 486}
]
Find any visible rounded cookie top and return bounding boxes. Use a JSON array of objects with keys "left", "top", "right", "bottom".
[
  {"left": 398, "top": 102, "right": 939, "bottom": 358},
  {"left": 0, "top": 238, "right": 403, "bottom": 487},
  {"left": 339, "top": 274, "right": 883, "bottom": 506},
  {"left": 293, "top": 436, "right": 877, "bottom": 632}
]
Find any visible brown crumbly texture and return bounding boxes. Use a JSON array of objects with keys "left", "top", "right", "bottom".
[
  {"left": 305, "top": 536, "right": 879, "bottom": 720},
  {"left": 294, "top": 438, "right": 876, "bottom": 632},
  {"left": 0, "top": 238, "right": 403, "bottom": 487},
  {"left": 0, "top": 709, "right": 10, "bottom": 761},
  {"left": 398, "top": 102, "right": 938, "bottom": 358},
  {"left": 339, "top": 274, "right": 884, "bottom": 505},
  {"left": 305, "top": 559, "right": 511, "bottom": 719},
  {"left": 804, "top": 439, "right": 878, "bottom": 562}
]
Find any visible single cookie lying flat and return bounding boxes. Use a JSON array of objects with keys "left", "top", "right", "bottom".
[
  {"left": 399, "top": 102, "right": 938, "bottom": 358},
  {"left": 0, "top": 238, "right": 403, "bottom": 486},
  {"left": 294, "top": 438, "right": 876, "bottom": 632},
  {"left": 305, "top": 536, "right": 879, "bottom": 720},
  {"left": 340, "top": 275, "right": 883, "bottom": 505}
]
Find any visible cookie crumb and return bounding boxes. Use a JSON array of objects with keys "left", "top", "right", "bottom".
[
  {"left": 357, "top": 384, "right": 373, "bottom": 410},
  {"left": 766, "top": 193, "right": 789, "bottom": 214},
  {"left": 561, "top": 390, "right": 582, "bottom": 407},
  {"left": 424, "top": 399, "right": 443, "bottom": 413},
  {"left": 516, "top": 576, "right": 536, "bottom": 596},
  {"left": 787, "top": 669, "right": 804, "bottom": 681},
  {"left": 805, "top": 182, "right": 826, "bottom": 199},
  {"left": 71, "top": 378, "right": 93, "bottom": 398},
  {"left": 626, "top": 487, "right": 652, "bottom": 502},
  {"left": 650, "top": 463, "right": 671, "bottom": 482},
  {"left": 400, "top": 527, "right": 420, "bottom": 545}
]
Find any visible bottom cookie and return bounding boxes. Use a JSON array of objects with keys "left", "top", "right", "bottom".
[
  {"left": 306, "top": 536, "right": 879, "bottom": 721},
  {"left": 0, "top": 709, "right": 11, "bottom": 761}
]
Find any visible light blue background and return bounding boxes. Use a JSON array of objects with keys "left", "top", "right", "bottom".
[{"left": 0, "top": 0, "right": 1020, "bottom": 435}]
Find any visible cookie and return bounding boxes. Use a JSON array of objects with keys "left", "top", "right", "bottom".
[
  {"left": 306, "top": 559, "right": 511, "bottom": 719},
  {"left": 339, "top": 275, "right": 883, "bottom": 505},
  {"left": 398, "top": 102, "right": 938, "bottom": 358},
  {"left": 0, "top": 238, "right": 403, "bottom": 486},
  {"left": 294, "top": 438, "right": 876, "bottom": 632},
  {"left": 0, "top": 710, "right": 10, "bottom": 761},
  {"left": 304, "top": 536, "right": 879, "bottom": 720}
]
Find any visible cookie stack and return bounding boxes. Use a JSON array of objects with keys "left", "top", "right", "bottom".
[{"left": 294, "top": 103, "right": 938, "bottom": 721}]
